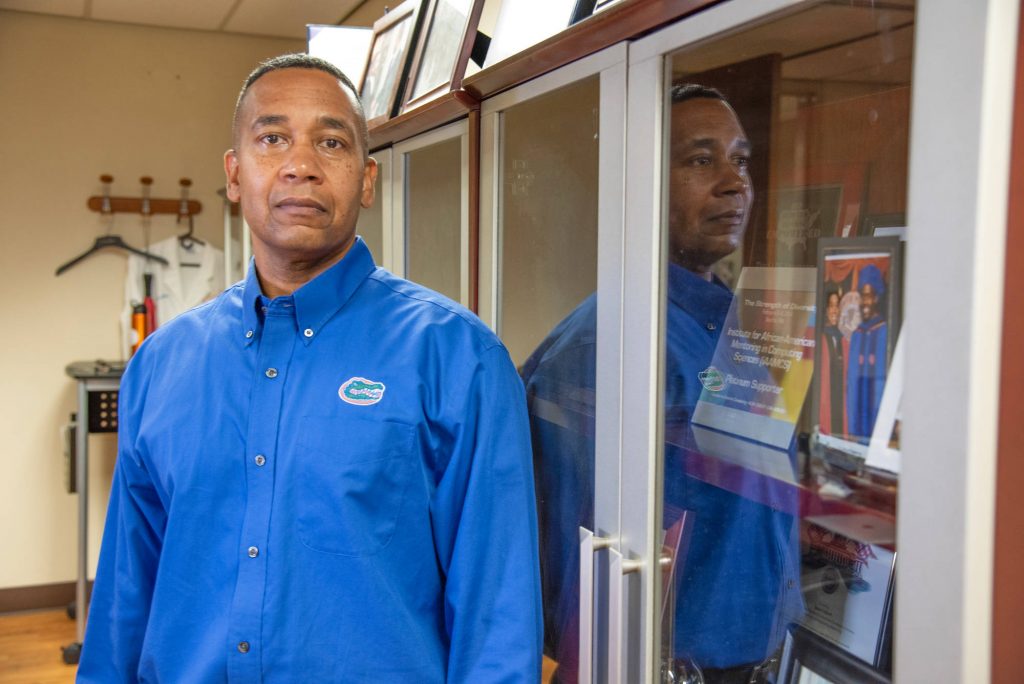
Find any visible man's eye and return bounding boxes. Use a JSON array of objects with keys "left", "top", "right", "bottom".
[
  {"left": 690, "top": 156, "right": 712, "bottom": 167},
  {"left": 261, "top": 134, "right": 284, "bottom": 145},
  {"left": 734, "top": 155, "right": 751, "bottom": 169},
  {"left": 323, "top": 138, "right": 345, "bottom": 150}
]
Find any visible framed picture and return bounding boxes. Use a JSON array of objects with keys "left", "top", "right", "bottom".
[
  {"left": 799, "top": 520, "right": 897, "bottom": 667},
  {"left": 401, "top": 0, "right": 484, "bottom": 113},
  {"left": 772, "top": 163, "right": 868, "bottom": 266},
  {"left": 777, "top": 624, "right": 890, "bottom": 684},
  {"left": 592, "top": 0, "right": 623, "bottom": 14},
  {"left": 483, "top": 0, "right": 593, "bottom": 68},
  {"left": 812, "top": 237, "right": 901, "bottom": 454},
  {"left": 359, "top": 0, "right": 424, "bottom": 128},
  {"left": 861, "top": 212, "right": 907, "bottom": 240}
]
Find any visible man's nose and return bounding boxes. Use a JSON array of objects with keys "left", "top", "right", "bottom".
[
  {"left": 280, "top": 143, "right": 323, "bottom": 183},
  {"left": 716, "top": 162, "right": 748, "bottom": 195}
]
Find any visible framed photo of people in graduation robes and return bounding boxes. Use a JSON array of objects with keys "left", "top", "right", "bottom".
[{"left": 812, "top": 237, "right": 902, "bottom": 454}]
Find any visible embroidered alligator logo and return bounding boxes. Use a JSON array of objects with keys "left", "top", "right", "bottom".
[
  {"left": 339, "top": 377, "right": 386, "bottom": 406},
  {"left": 698, "top": 367, "right": 725, "bottom": 392}
]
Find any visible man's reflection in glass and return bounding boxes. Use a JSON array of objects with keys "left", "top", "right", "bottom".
[{"left": 521, "top": 85, "right": 801, "bottom": 683}]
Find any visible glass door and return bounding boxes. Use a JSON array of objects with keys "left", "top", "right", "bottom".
[
  {"left": 623, "top": 0, "right": 917, "bottom": 681},
  {"left": 479, "top": 43, "right": 627, "bottom": 683},
  {"left": 394, "top": 121, "right": 470, "bottom": 305}
]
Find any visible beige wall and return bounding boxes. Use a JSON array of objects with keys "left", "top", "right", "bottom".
[{"left": 0, "top": 10, "right": 302, "bottom": 590}]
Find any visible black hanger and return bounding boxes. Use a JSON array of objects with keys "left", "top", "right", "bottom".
[
  {"left": 178, "top": 213, "right": 205, "bottom": 250},
  {"left": 178, "top": 214, "right": 204, "bottom": 268},
  {"left": 55, "top": 235, "right": 169, "bottom": 276}
]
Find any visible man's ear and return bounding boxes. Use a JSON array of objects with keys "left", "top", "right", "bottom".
[
  {"left": 360, "top": 157, "right": 379, "bottom": 209},
  {"left": 224, "top": 149, "right": 241, "bottom": 203}
]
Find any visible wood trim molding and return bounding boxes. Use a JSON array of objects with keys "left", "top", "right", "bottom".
[
  {"left": 992, "top": 7, "right": 1024, "bottom": 683},
  {"left": 370, "top": 90, "right": 478, "bottom": 150},
  {"left": 0, "top": 582, "right": 92, "bottom": 614}
]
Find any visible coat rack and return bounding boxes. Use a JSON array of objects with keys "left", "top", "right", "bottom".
[{"left": 86, "top": 175, "right": 202, "bottom": 217}]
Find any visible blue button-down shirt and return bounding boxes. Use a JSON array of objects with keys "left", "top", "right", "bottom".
[{"left": 79, "top": 238, "right": 542, "bottom": 683}]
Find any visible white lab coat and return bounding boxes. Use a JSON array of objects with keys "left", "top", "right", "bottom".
[{"left": 121, "top": 236, "right": 227, "bottom": 358}]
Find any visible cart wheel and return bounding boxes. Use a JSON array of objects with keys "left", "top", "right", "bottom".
[
  {"left": 62, "top": 641, "right": 82, "bottom": 665},
  {"left": 66, "top": 600, "right": 76, "bottom": 620}
]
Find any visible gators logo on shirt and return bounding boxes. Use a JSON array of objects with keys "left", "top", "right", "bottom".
[
  {"left": 697, "top": 367, "right": 725, "bottom": 392},
  {"left": 339, "top": 377, "right": 386, "bottom": 405}
]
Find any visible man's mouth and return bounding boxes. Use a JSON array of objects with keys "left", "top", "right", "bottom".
[
  {"left": 275, "top": 198, "right": 326, "bottom": 213},
  {"left": 708, "top": 210, "right": 745, "bottom": 223}
]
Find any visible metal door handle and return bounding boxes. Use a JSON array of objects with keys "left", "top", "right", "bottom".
[
  {"left": 579, "top": 527, "right": 612, "bottom": 684},
  {"left": 609, "top": 547, "right": 642, "bottom": 683}
]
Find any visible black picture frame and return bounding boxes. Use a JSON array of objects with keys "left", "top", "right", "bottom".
[
  {"left": 861, "top": 212, "right": 907, "bottom": 239},
  {"left": 777, "top": 624, "right": 890, "bottom": 684},
  {"left": 812, "top": 236, "right": 902, "bottom": 453}
]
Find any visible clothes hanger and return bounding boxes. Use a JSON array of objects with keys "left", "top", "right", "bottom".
[
  {"left": 177, "top": 178, "right": 206, "bottom": 251},
  {"left": 178, "top": 215, "right": 206, "bottom": 255},
  {"left": 56, "top": 175, "right": 170, "bottom": 276},
  {"left": 177, "top": 179, "right": 204, "bottom": 268},
  {"left": 55, "top": 234, "right": 170, "bottom": 276}
]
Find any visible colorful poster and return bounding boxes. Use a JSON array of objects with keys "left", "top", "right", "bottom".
[{"left": 692, "top": 267, "right": 817, "bottom": 449}]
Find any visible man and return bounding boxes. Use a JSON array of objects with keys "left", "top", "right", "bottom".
[
  {"left": 78, "top": 54, "right": 541, "bottom": 683},
  {"left": 819, "top": 288, "right": 847, "bottom": 435},
  {"left": 846, "top": 264, "right": 889, "bottom": 440},
  {"left": 522, "top": 85, "right": 801, "bottom": 683}
]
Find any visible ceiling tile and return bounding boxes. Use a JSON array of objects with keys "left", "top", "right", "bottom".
[
  {"left": 90, "top": 0, "right": 239, "bottom": 32},
  {"left": 225, "top": 0, "right": 362, "bottom": 39},
  {"left": 0, "top": 0, "right": 85, "bottom": 17}
]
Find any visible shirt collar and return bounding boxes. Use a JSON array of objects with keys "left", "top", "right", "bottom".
[
  {"left": 241, "top": 237, "right": 377, "bottom": 346},
  {"left": 666, "top": 262, "right": 733, "bottom": 323}
]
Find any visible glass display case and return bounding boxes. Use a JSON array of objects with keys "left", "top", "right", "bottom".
[
  {"left": 392, "top": 120, "right": 471, "bottom": 305},
  {"left": 367, "top": 0, "right": 1019, "bottom": 679}
]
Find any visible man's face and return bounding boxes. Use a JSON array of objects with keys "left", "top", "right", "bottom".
[
  {"left": 224, "top": 68, "right": 377, "bottom": 267},
  {"left": 860, "top": 283, "right": 879, "bottom": 320},
  {"left": 668, "top": 98, "right": 753, "bottom": 274},
  {"left": 826, "top": 292, "right": 840, "bottom": 326}
]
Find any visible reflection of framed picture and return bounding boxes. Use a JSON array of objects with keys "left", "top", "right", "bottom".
[
  {"left": 773, "top": 164, "right": 867, "bottom": 266},
  {"left": 812, "top": 237, "right": 901, "bottom": 451},
  {"left": 777, "top": 624, "right": 890, "bottom": 684},
  {"left": 359, "top": 0, "right": 424, "bottom": 127},
  {"left": 401, "top": 0, "right": 483, "bottom": 113}
]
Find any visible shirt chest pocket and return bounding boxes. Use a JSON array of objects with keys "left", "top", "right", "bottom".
[{"left": 296, "top": 415, "right": 416, "bottom": 557}]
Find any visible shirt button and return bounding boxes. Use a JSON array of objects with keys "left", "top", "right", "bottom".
[
  {"left": 255, "top": 454, "right": 266, "bottom": 466},
  {"left": 245, "top": 330, "right": 254, "bottom": 339},
  {"left": 247, "top": 546, "right": 259, "bottom": 558},
  {"left": 238, "top": 641, "right": 250, "bottom": 653},
  {"left": 706, "top": 322, "right": 717, "bottom": 331},
  {"left": 303, "top": 328, "right": 314, "bottom": 338},
  {"left": 265, "top": 368, "right": 278, "bottom": 378}
]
